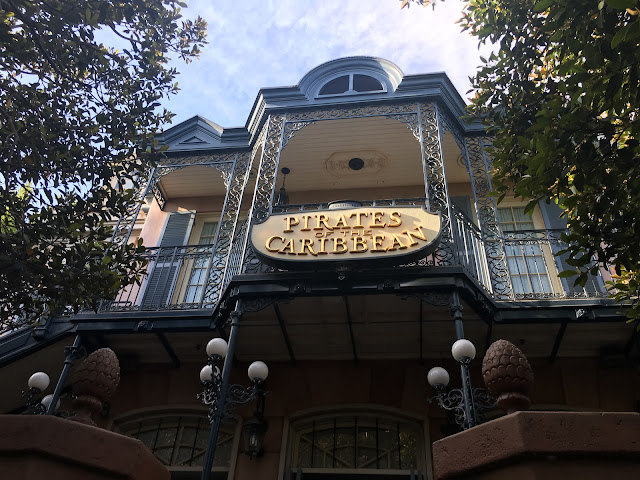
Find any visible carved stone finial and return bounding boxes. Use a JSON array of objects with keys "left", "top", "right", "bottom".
[
  {"left": 70, "top": 348, "right": 120, "bottom": 426},
  {"left": 482, "top": 339, "right": 534, "bottom": 414}
]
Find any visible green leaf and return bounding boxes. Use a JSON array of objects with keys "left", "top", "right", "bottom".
[
  {"left": 559, "top": 270, "right": 578, "bottom": 278},
  {"left": 611, "top": 21, "right": 634, "bottom": 48},
  {"left": 605, "top": 0, "right": 637, "bottom": 9},
  {"left": 534, "top": 0, "right": 555, "bottom": 12}
]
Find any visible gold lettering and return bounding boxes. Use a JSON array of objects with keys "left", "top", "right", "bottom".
[
  {"left": 350, "top": 236, "right": 368, "bottom": 253},
  {"left": 369, "top": 211, "right": 387, "bottom": 228},
  {"left": 387, "top": 234, "right": 408, "bottom": 251},
  {"left": 334, "top": 214, "right": 350, "bottom": 229},
  {"left": 388, "top": 211, "right": 402, "bottom": 227},
  {"left": 318, "top": 237, "right": 329, "bottom": 254},
  {"left": 371, "top": 235, "right": 386, "bottom": 252},
  {"left": 314, "top": 214, "right": 333, "bottom": 231},
  {"left": 299, "top": 238, "right": 317, "bottom": 256},
  {"left": 350, "top": 212, "right": 368, "bottom": 228},
  {"left": 301, "top": 215, "right": 313, "bottom": 231},
  {"left": 403, "top": 226, "right": 428, "bottom": 246},
  {"left": 284, "top": 216, "right": 299, "bottom": 233},
  {"left": 363, "top": 229, "right": 372, "bottom": 237},
  {"left": 350, "top": 230, "right": 360, "bottom": 236},
  {"left": 279, "top": 238, "right": 296, "bottom": 255},
  {"left": 265, "top": 235, "right": 284, "bottom": 252},
  {"left": 318, "top": 237, "right": 328, "bottom": 254},
  {"left": 332, "top": 237, "right": 348, "bottom": 254}
]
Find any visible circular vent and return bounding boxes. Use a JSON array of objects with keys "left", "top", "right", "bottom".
[{"left": 348, "top": 157, "right": 365, "bottom": 170}]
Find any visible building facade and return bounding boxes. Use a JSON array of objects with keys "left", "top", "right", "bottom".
[{"left": 1, "top": 57, "right": 639, "bottom": 480}]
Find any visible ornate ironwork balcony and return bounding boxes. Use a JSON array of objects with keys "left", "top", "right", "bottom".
[
  {"left": 451, "top": 206, "right": 492, "bottom": 292},
  {"left": 271, "top": 197, "right": 429, "bottom": 213},
  {"left": 98, "top": 203, "right": 610, "bottom": 313},
  {"left": 502, "top": 229, "right": 608, "bottom": 300},
  {"left": 100, "top": 243, "right": 223, "bottom": 312}
]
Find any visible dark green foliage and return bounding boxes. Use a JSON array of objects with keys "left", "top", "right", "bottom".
[
  {"left": 405, "top": 0, "right": 640, "bottom": 321},
  {"left": 0, "top": 1, "right": 206, "bottom": 328}
]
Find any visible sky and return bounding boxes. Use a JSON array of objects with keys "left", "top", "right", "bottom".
[{"left": 162, "top": 0, "right": 492, "bottom": 128}]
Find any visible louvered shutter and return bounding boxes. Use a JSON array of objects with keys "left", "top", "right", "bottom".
[
  {"left": 538, "top": 202, "right": 604, "bottom": 295},
  {"left": 141, "top": 212, "right": 194, "bottom": 308}
]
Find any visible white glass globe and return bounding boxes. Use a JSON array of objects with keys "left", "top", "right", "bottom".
[
  {"left": 451, "top": 339, "right": 476, "bottom": 362},
  {"left": 199, "top": 365, "right": 213, "bottom": 383},
  {"left": 28, "top": 372, "right": 50, "bottom": 391},
  {"left": 41, "top": 394, "right": 60, "bottom": 411},
  {"left": 247, "top": 361, "right": 269, "bottom": 381},
  {"left": 427, "top": 367, "right": 450, "bottom": 388},
  {"left": 206, "top": 338, "right": 228, "bottom": 358}
]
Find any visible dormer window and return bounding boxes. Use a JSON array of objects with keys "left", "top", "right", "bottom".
[
  {"left": 319, "top": 75, "right": 350, "bottom": 95},
  {"left": 353, "top": 74, "right": 383, "bottom": 92},
  {"left": 317, "top": 73, "right": 385, "bottom": 97}
]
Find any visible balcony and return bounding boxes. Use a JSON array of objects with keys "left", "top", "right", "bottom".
[
  {"left": 101, "top": 244, "right": 223, "bottom": 312},
  {"left": 97, "top": 200, "right": 609, "bottom": 313},
  {"left": 502, "top": 229, "right": 608, "bottom": 300}
]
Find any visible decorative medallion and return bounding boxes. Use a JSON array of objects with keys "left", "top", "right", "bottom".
[{"left": 325, "top": 150, "right": 387, "bottom": 177}]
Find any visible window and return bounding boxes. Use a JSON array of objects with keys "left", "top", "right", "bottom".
[
  {"left": 498, "top": 207, "right": 553, "bottom": 296},
  {"left": 117, "top": 412, "right": 238, "bottom": 480},
  {"left": 288, "top": 413, "right": 425, "bottom": 479},
  {"left": 317, "top": 74, "right": 385, "bottom": 97},
  {"left": 164, "top": 215, "right": 226, "bottom": 307},
  {"left": 352, "top": 74, "right": 383, "bottom": 93},
  {"left": 183, "top": 221, "right": 219, "bottom": 304},
  {"left": 319, "top": 75, "right": 350, "bottom": 95}
]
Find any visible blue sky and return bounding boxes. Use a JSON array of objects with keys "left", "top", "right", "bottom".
[{"left": 163, "top": 0, "right": 491, "bottom": 128}]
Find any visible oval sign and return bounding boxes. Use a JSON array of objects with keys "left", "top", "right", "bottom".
[{"left": 250, "top": 206, "right": 441, "bottom": 268}]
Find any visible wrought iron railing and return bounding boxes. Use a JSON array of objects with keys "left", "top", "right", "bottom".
[
  {"left": 451, "top": 207, "right": 492, "bottom": 292},
  {"left": 253, "top": 199, "right": 493, "bottom": 292},
  {"left": 97, "top": 205, "right": 610, "bottom": 313},
  {"left": 100, "top": 243, "right": 221, "bottom": 312},
  {"left": 224, "top": 216, "right": 249, "bottom": 289},
  {"left": 272, "top": 197, "right": 429, "bottom": 213},
  {"left": 502, "top": 229, "right": 608, "bottom": 299}
]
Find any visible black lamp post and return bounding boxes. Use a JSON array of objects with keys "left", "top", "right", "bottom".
[
  {"left": 21, "top": 336, "right": 84, "bottom": 416},
  {"left": 198, "top": 337, "right": 269, "bottom": 480},
  {"left": 427, "top": 339, "right": 495, "bottom": 430}
]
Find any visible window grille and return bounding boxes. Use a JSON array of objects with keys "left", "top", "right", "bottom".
[
  {"left": 120, "top": 414, "right": 235, "bottom": 470},
  {"left": 290, "top": 414, "right": 422, "bottom": 478}
]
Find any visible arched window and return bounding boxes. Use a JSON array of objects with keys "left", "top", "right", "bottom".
[
  {"left": 115, "top": 411, "right": 240, "bottom": 480},
  {"left": 287, "top": 411, "right": 426, "bottom": 479},
  {"left": 352, "top": 74, "right": 383, "bottom": 93},
  {"left": 319, "top": 75, "right": 350, "bottom": 95},
  {"left": 317, "top": 74, "right": 385, "bottom": 98}
]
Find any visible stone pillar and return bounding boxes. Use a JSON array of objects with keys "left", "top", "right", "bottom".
[
  {"left": 433, "top": 340, "right": 640, "bottom": 479},
  {"left": 0, "top": 415, "right": 169, "bottom": 480},
  {"left": 432, "top": 411, "right": 640, "bottom": 480}
]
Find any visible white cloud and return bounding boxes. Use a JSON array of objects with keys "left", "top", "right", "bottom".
[{"left": 160, "top": 0, "right": 493, "bottom": 127}]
